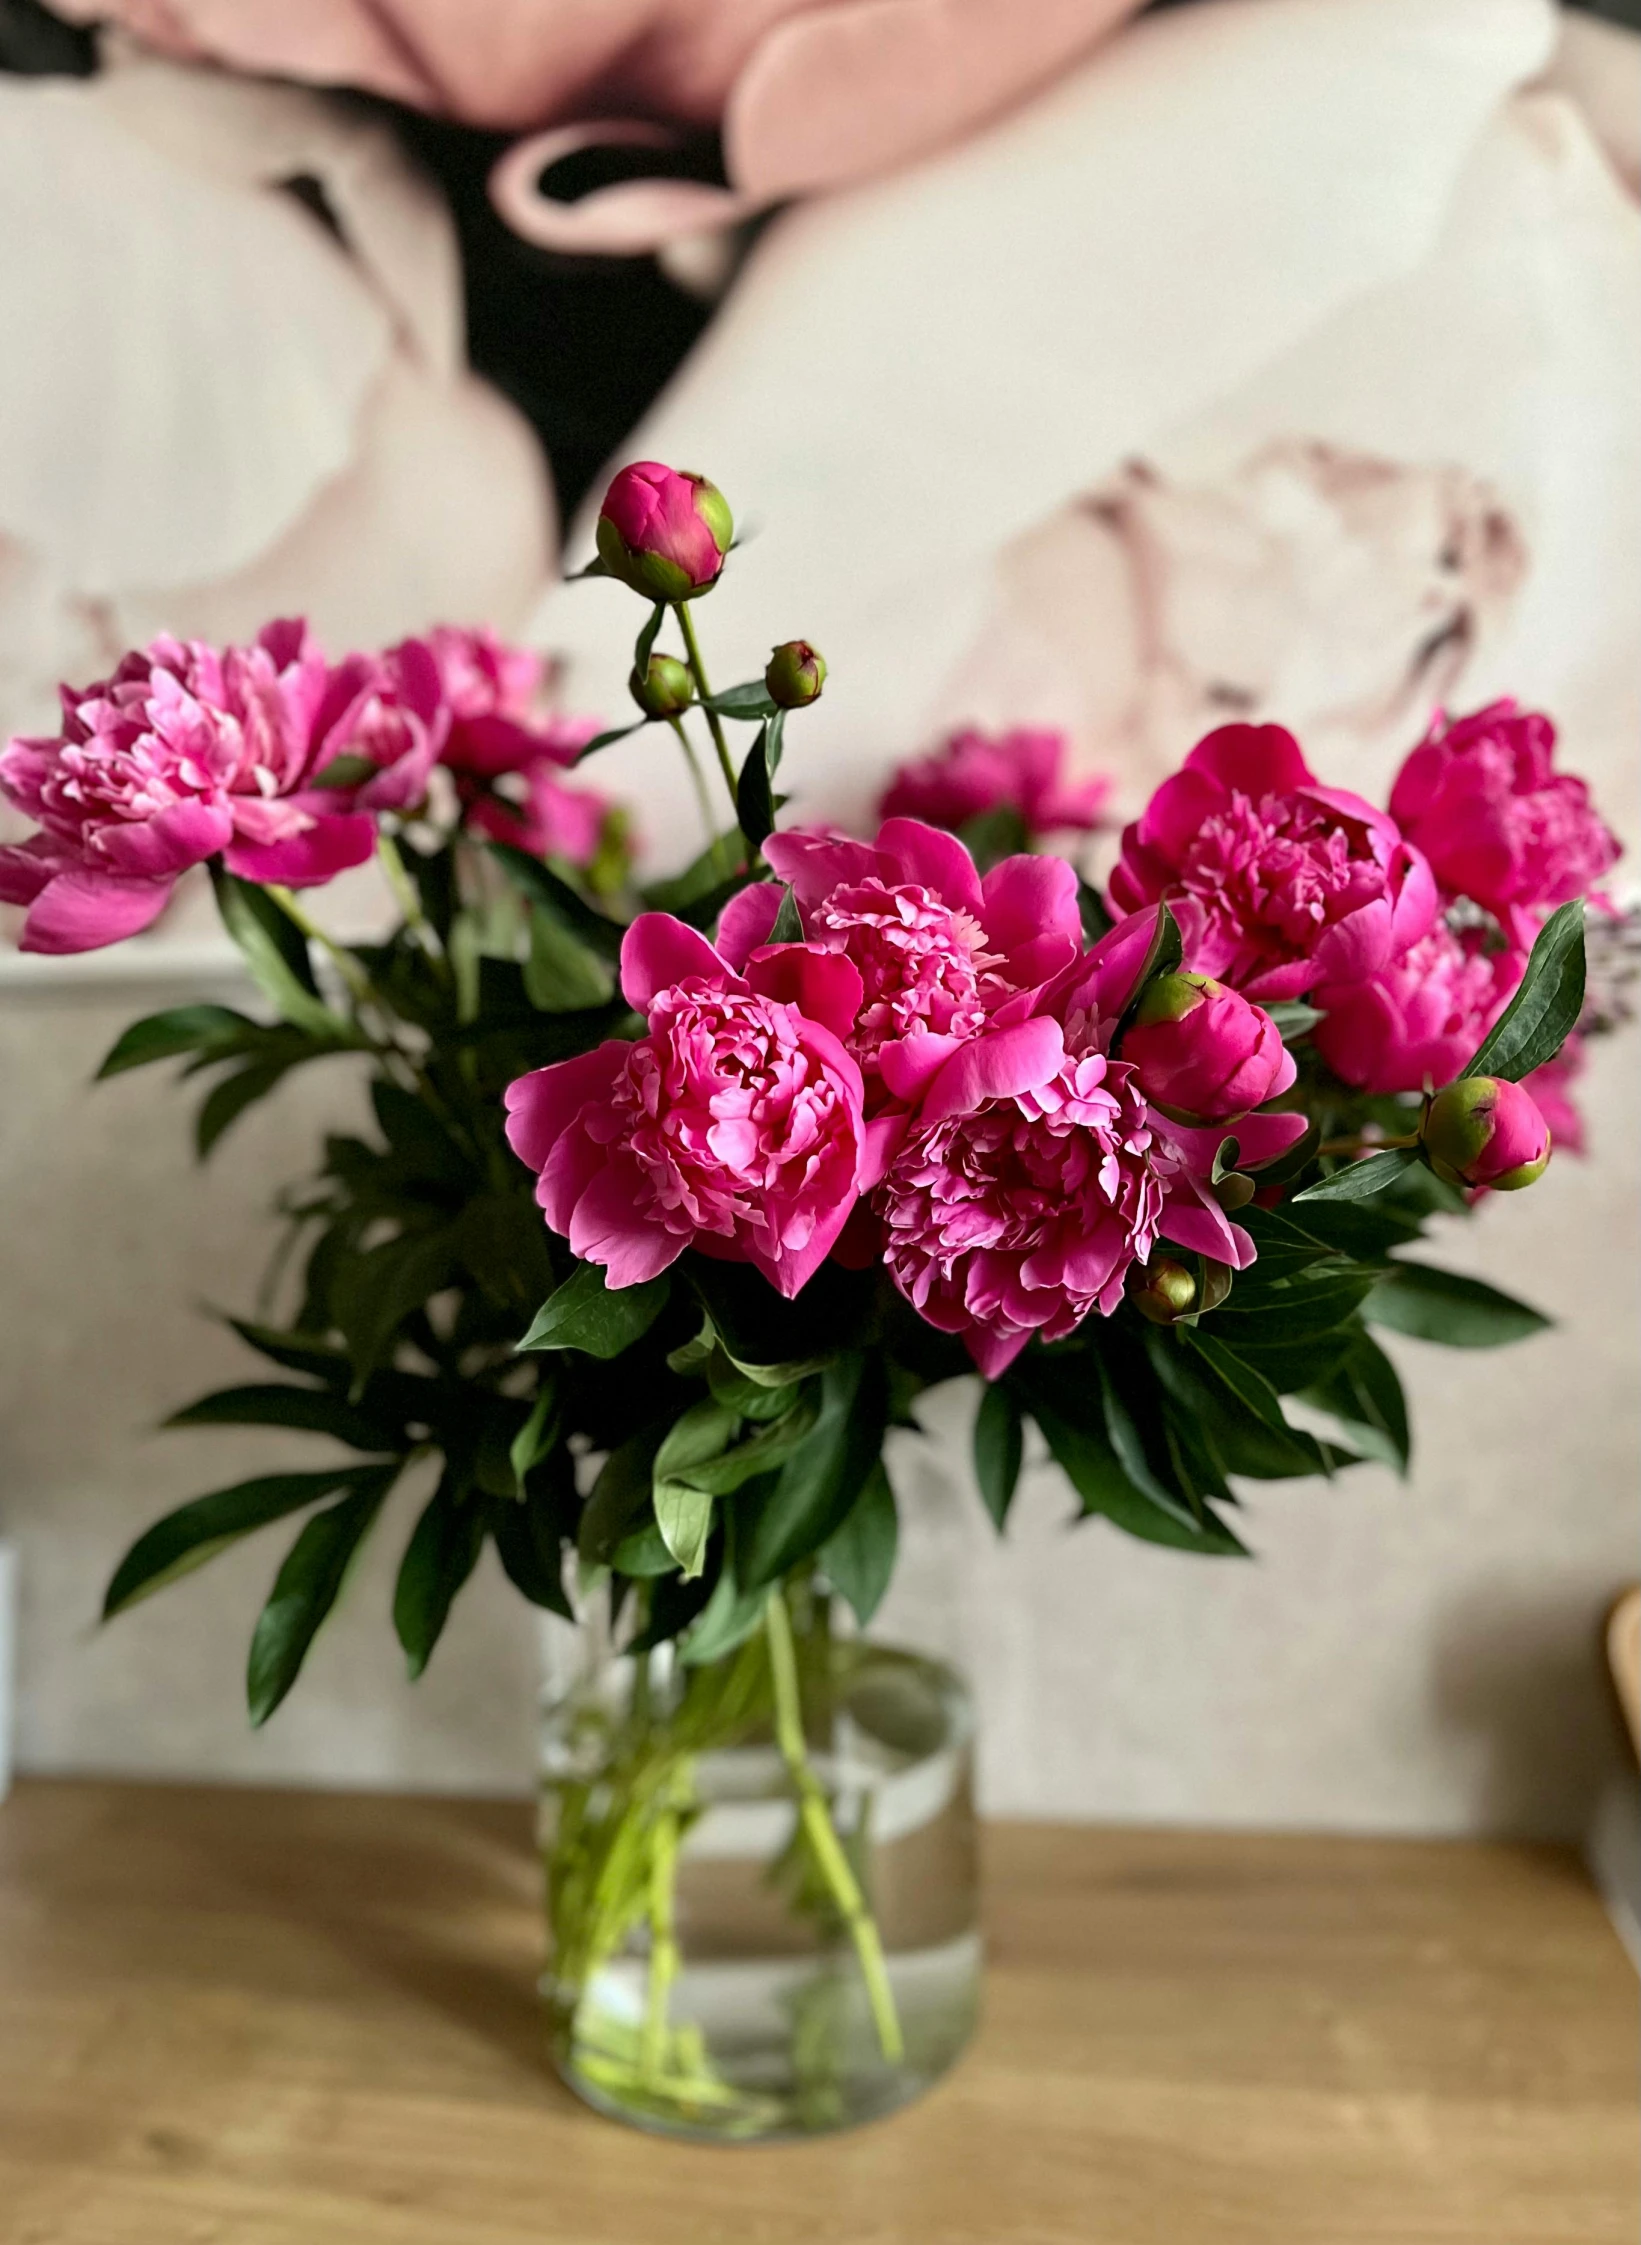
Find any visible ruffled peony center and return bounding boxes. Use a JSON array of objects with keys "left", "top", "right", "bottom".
[
  {"left": 1182, "top": 790, "right": 1382, "bottom": 956},
  {"left": 812, "top": 878, "right": 994, "bottom": 1065}
]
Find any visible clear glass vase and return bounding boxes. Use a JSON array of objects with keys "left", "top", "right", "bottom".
[{"left": 536, "top": 1582, "right": 980, "bottom": 2141}]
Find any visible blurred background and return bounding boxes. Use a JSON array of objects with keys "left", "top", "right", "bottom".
[{"left": 0, "top": 0, "right": 1635, "bottom": 1834}]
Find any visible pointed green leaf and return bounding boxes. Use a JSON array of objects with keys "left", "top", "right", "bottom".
[
  {"left": 1111, "top": 902, "right": 1184, "bottom": 1048},
  {"left": 103, "top": 1466, "right": 372, "bottom": 1618},
  {"left": 1292, "top": 1147, "right": 1418, "bottom": 1205},
  {"left": 517, "top": 1263, "right": 671, "bottom": 1359},
  {"left": 679, "top": 1570, "right": 770, "bottom": 1665},
  {"left": 654, "top": 1479, "right": 715, "bottom": 1579},
  {"left": 1363, "top": 1261, "right": 1550, "bottom": 1348},
  {"left": 769, "top": 885, "right": 804, "bottom": 945},
  {"left": 973, "top": 1383, "right": 1024, "bottom": 1532},
  {"left": 704, "top": 680, "right": 781, "bottom": 719},
  {"left": 821, "top": 1462, "right": 898, "bottom": 1626},
  {"left": 209, "top": 867, "right": 348, "bottom": 1038},
  {"left": 393, "top": 1471, "right": 486, "bottom": 1678},
  {"left": 485, "top": 843, "right": 628, "bottom": 962},
  {"left": 525, "top": 907, "right": 616, "bottom": 1012},
  {"left": 739, "top": 1355, "right": 887, "bottom": 1590},
  {"left": 509, "top": 1379, "right": 561, "bottom": 1495},
  {"left": 96, "top": 1005, "right": 258, "bottom": 1080},
  {"left": 735, "top": 722, "right": 776, "bottom": 850},
  {"left": 163, "top": 1383, "right": 398, "bottom": 1450},
  {"left": 247, "top": 1469, "right": 398, "bottom": 1724},
  {"left": 1466, "top": 899, "right": 1585, "bottom": 1082}
]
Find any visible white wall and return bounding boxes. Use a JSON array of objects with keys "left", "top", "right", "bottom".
[{"left": 0, "top": 973, "right": 1632, "bottom": 1836}]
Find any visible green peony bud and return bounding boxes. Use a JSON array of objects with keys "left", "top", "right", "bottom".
[
  {"left": 765, "top": 640, "right": 827, "bottom": 709},
  {"left": 1129, "top": 1257, "right": 1199, "bottom": 1326},
  {"left": 1420, "top": 1075, "right": 1551, "bottom": 1192},
  {"left": 1132, "top": 970, "right": 1213, "bottom": 1028},
  {"left": 629, "top": 653, "right": 695, "bottom": 719}
]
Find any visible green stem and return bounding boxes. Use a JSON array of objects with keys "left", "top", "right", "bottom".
[
  {"left": 675, "top": 602, "right": 741, "bottom": 814},
  {"left": 377, "top": 832, "right": 446, "bottom": 969},
  {"left": 763, "top": 1588, "right": 904, "bottom": 2066},
  {"left": 1318, "top": 1131, "right": 1419, "bottom": 1158},
  {"left": 266, "top": 885, "right": 375, "bottom": 1010},
  {"left": 667, "top": 715, "right": 730, "bottom": 875},
  {"left": 641, "top": 1775, "right": 686, "bottom": 2081}
]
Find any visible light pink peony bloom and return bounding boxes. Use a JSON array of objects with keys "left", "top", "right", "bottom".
[
  {"left": 872, "top": 907, "right": 1291, "bottom": 1375},
  {"left": 425, "top": 627, "right": 592, "bottom": 780},
  {"left": 465, "top": 765, "right": 614, "bottom": 868},
  {"left": 504, "top": 912, "right": 867, "bottom": 1297},
  {"left": 1120, "top": 971, "right": 1296, "bottom": 1123},
  {"left": 1312, "top": 922, "right": 1523, "bottom": 1097},
  {"left": 0, "top": 622, "right": 374, "bottom": 952},
  {"left": 1108, "top": 722, "right": 1436, "bottom": 1002},
  {"left": 1389, "top": 701, "right": 1621, "bottom": 946},
  {"left": 300, "top": 639, "right": 452, "bottom": 815},
  {"left": 879, "top": 727, "right": 1111, "bottom": 839},
  {"left": 745, "top": 817, "right": 1084, "bottom": 1106}
]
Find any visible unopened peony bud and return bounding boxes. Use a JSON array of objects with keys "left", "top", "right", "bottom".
[
  {"left": 766, "top": 640, "right": 827, "bottom": 708},
  {"left": 1123, "top": 971, "right": 1295, "bottom": 1123},
  {"left": 1420, "top": 1076, "right": 1551, "bottom": 1192},
  {"left": 596, "top": 461, "right": 732, "bottom": 602},
  {"left": 630, "top": 652, "right": 695, "bottom": 718},
  {"left": 1129, "top": 1257, "right": 1198, "bottom": 1325}
]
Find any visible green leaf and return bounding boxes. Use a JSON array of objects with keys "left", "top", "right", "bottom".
[
  {"left": 653, "top": 1479, "right": 715, "bottom": 1579},
  {"left": 674, "top": 1401, "right": 817, "bottom": 1494},
  {"left": 247, "top": 1469, "right": 398, "bottom": 1724},
  {"left": 641, "top": 836, "right": 747, "bottom": 916},
  {"left": 1026, "top": 1385, "right": 1245, "bottom": 1554},
  {"left": 1466, "top": 899, "right": 1585, "bottom": 1082},
  {"left": 393, "top": 1471, "right": 487, "bottom": 1678},
  {"left": 209, "top": 867, "right": 348, "bottom": 1039},
  {"left": 768, "top": 885, "right": 804, "bottom": 945},
  {"left": 485, "top": 843, "right": 628, "bottom": 963},
  {"left": 1210, "top": 1135, "right": 1241, "bottom": 1186},
  {"left": 163, "top": 1382, "right": 399, "bottom": 1451},
  {"left": 492, "top": 1461, "right": 574, "bottom": 1616},
  {"left": 195, "top": 1060, "right": 293, "bottom": 1158},
  {"left": 509, "top": 1380, "right": 560, "bottom": 1495},
  {"left": 1292, "top": 1147, "right": 1418, "bottom": 1205},
  {"left": 1111, "top": 902, "right": 1184, "bottom": 1047},
  {"left": 307, "top": 752, "right": 377, "bottom": 793},
  {"left": 334, "top": 1226, "right": 463, "bottom": 1388},
  {"left": 226, "top": 1320, "right": 352, "bottom": 1387},
  {"left": 1363, "top": 1261, "right": 1550, "bottom": 1348},
  {"left": 957, "top": 803, "right": 1030, "bottom": 871},
  {"left": 1264, "top": 1001, "right": 1325, "bottom": 1043},
  {"left": 1174, "top": 1328, "right": 1339, "bottom": 1479},
  {"left": 573, "top": 718, "right": 645, "bottom": 759},
  {"left": 1297, "top": 1333, "right": 1410, "bottom": 1475},
  {"left": 735, "top": 721, "right": 777, "bottom": 850},
  {"left": 654, "top": 1399, "right": 740, "bottom": 1482},
  {"left": 578, "top": 1424, "right": 669, "bottom": 1564},
  {"left": 634, "top": 602, "right": 667, "bottom": 673},
  {"left": 821, "top": 1462, "right": 898, "bottom": 1626},
  {"left": 1077, "top": 879, "right": 1114, "bottom": 945},
  {"left": 973, "top": 1384, "right": 1024, "bottom": 1532},
  {"left": 1209, "top": 1267, "right": 1380, "bottom": 1350},
  {"left": 1093, "top": 1356, "right": 1205, "bottom": 1526},
  {"left": 525, "top": 908, "right": 616, "bottom": 1012},
  {"left": 704, "top": 680, "right": 781, "bottom": 719},
  {"left": 517, "top": 1263, "right": 671, "bottom": 1359},
  {"left": 739, "top": 1355, "right": 888, "bottom": 1589},
  {"left": 103, "top": 1465, "right": 372, "bottom": 1618},
  {"left": 96, "top": 1005, "right": 258, "bottom": 1079},
  {"left": 679, "top": 1570, "right": 769, "bottom": 1665},
  {"left": 706, "top": 1355, "right": 801, "bottom": 1421}
]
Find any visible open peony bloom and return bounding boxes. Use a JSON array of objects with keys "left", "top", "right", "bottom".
[
  {"left": 1312, "top": 922, "right": 1523, "bottom": 1098},
  {"left": 0, "top": 622, "right": 373, "bottom": 951},
  {"left": 1108, "top": 723, "right": 1436, "bottom": 1002},
  {"left": 1120, "top": 970, "right": 1295, "bottom": 1123},
  {"left": 1389, "top": 701, "right": 1621, "bottom": 946},
  {"left": 735, "top": 818, "right": 1084, "bottom": 1107},
  {"left": 426, "top": 627, "right": 591, "bottom": 781},
  {"left": 300, "top": 639, "right": 452, "bottom": 815},
  {"left": 879, "top": 727, "right": 1111, "bottom": 841},
  {"left": 504, "top": 913, "right": 867, "bottom": 1297}
]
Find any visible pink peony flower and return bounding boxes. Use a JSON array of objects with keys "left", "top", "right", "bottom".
[
  {"left": 465, "top": 765, "right": 615, "bottom": 868},
  {"left": 1312, "top": 922, "right": 1523, "bottom": 1097},
  {"left": 0, "top": 622, "right": 374, "bottom": 953},
  {"left": 595, "top": 462, "right": 733, "bottom": 603},
  {"left": 1420, "top": 1074, "right": 1551, "bottom": 1193},
  {"left": 879, "top": 727, "right": 1111, "bottom": 839},
  {"left": 1108, "top": 722, "right": 1436, "bottom": 1001},
  {"left": 504, "top": 913, "right": 867, "bottom": 1297},
  {"left": 300, "top": 639, "right": 452, "bottom": 815},
  {"left": 740, "top": 817, "right": 1084, "bottom": 1106},
  {"left": 1389, "top": 701, "right": 1621, "bottom": 945},
  {"left": 1120, "top": 971, "right": 1296, "bottom": 1123},
  {"left": 424, "top": 626, "right": 594, "bottom": 780}
]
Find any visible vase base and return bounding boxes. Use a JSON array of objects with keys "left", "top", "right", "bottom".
[{"left": 549, "top": 1933, "right": 981, "bottom": 2143}]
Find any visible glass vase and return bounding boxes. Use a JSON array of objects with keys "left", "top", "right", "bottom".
[{"left": 536, "top": 1581, "right": 980, "bottom": 2141}]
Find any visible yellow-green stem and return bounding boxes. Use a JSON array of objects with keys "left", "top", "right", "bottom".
[
  {"left": 266, "top": 886, "right": 374, "bottom": 1010},
  {"left": 667, "top": 716, "right": 730, "bottom": 875},
  {"left": 763, "top": 1588, "right": 905, "bottom": 2065},
  {"left": 675, "top": 602, "right": 741, "bottom": 814},
  {"left": 640, "top": 1770, "right": 687, "bottom": 2081},
  {"left": 377, "top": 831, "right": 446, "bottom": 968}
]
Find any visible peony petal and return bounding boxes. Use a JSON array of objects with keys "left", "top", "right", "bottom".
[
  {"left": 874, "top": 817, "right": 984, "bottom": 914},
  {"left": 877, "top": 1029, "right": 966, "bottom": 1106},
  {"left": 568, "top": 1161, "right": 686, "bottom": 1285},
  {"left": 965, "top": 1323, "right": 1034, "bottom": 1378},
  {"left": 504, "top": 1042, "right": 628, "bottom": 1175},
  {"left": 1157, "top": 1178, "right": 1255, "bottom": 1267},
  {"left": 921, "top": 1016, "right": 1066, "bottom": 1124},
  {"left": 745, "top": 1187, "right": 859, "bottom": 1300},
  {"left": 619, "top": 911, "right": 731, "bottom": 1012},
  {"left": 18, "top": 866, "right": 174, "bottom": 953},
  {"left": 715, "top": 879, "right": 786, "bottom": 970},
  {"left": 1162, "top": 1109, "right": 1310, "bottom": 1175},
  {"left": 94, "top": 798, "right": 234, "bottom": 877},
  {"left": 980, "top": 851, "right": 1082, "bottom": 952},
  {"left": 762, "top": 827, "right": 875, "bottom": 907},
  {"left": 858, "top": 1111, "right": 909, "bottom": 1192},
  {"left": 1135, "top": 767, "right": 1222, "bottom": 859},
  {"left": 0, "top": 837, "right": 60, "bottom": 905},
  {"left": 224, "top": 812, "right": 376, "bottom": 886},
  {"left": 744, "top": 943, "right": 864, "bottom": 1045},
  {"left": 1186, "top": 722, "right": 1312, "bottom": 797}
]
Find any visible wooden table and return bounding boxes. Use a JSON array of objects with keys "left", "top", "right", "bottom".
[{"left": 0, "top": 1781, "right": 1632, "bottom": 2244}]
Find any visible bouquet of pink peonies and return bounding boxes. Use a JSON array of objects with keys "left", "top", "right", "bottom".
[{"left": 1, "top": 461, "right": 1623, "bottom": 2134}]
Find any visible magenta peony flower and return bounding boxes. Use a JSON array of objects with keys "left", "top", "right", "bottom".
[
  {"left": 879, "top": 726, "right": 1111, "bottom": 839},
  {"left": 1312, "top": 922, "right": 1523, "bottom": 1096},
  {"left": 745, "top": 817, "right": 1084, "bottom": 1106},
  {"left": 0, "top": 622, "right": 374, "bottom": 952},
  {"left": 1420, "top": 1074, "right": 1551, "bottom": 1192},
  {"left": 1120, "top": 970, "right": 1296, "bottom": 1123},
  {"left": 504, "top": 914, "right": 867, "bottom": 1297},
  {"left": 1389, "top": 700, "right": 1621, "bottom": 944},
  {"left": 595, "top": 462, "right": 733, "bottom": 602},
  {"left": 1108, "top": 723, "right": 1436, "bottom": 1001},
  {"left": 300, "top": 639, "right": 452, "bottom": 815},
  {"left": 464, "top": 765, "right": 614, "bottom": 868},
  {"left": 424, "top": 626, "right": 592, "bottom": 780}
]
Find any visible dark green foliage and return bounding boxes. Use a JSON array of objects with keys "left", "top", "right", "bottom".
[
  {"left": 973, "top": 1383, "right": 1024, "bottom": 1531},
  {"left": 1467, "top": 900, "right": 1585, "bottom": 1082}
]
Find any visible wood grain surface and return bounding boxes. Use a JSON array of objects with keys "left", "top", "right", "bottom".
[{"left": 0, "top": 1780, "right": 1633, "bottom": 2244}]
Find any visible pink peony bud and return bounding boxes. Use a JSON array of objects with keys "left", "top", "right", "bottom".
[
  {"left": 1419, "top": 1076, "right": 1551, "bottom": 1192},
  {"left": 765, "top": 640, "right": 827, "bottom": 709},
  {"left": 629, "top": 652, "right": 695, "bottom": 718},
  {"left": 596, "top": 461, "right": 732, "bottom": 602},
  {"left": 1129, "top": 1257, "right": 1198, "bottom": 1325},
  {"left": 1121, "top": 971, "right": 1295, "bottom": 1123}
]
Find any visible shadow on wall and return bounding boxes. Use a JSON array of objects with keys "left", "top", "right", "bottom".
[{"left": 1432, "top": 1582, "right": 1629, "bottom": 1838}]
